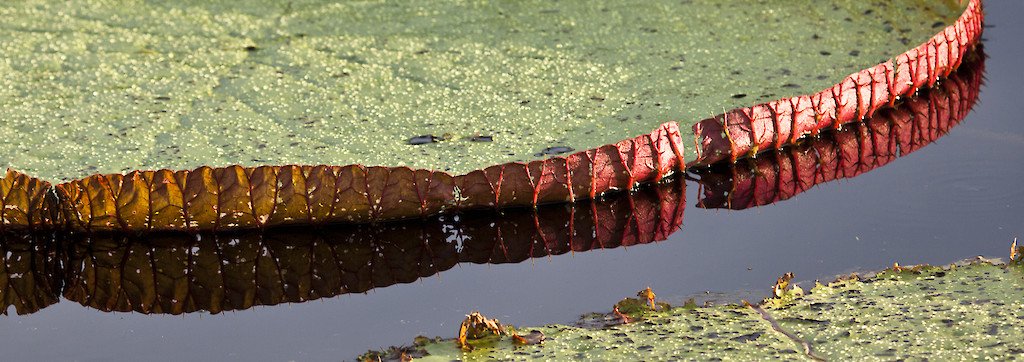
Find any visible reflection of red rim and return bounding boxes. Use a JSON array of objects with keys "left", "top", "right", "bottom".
[
  {"left": 694, "top": 50, "right": 985, "bottom": 210},
  {"left": 1, "top": 0, "right": 984, "bottom": 232},
  {"left": 1, "top": 179, "right": 684, "bottom": 315}
]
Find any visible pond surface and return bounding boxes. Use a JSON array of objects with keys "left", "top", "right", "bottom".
[{"left": 2, "top": 2, "right": 1022, "bottom": 361}]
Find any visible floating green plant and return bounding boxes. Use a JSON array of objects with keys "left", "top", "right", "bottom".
[{"left": 364, "top": 260, "right": 1024, "bottom": 360}]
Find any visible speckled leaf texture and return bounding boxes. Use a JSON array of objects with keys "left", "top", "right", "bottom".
[
  {"left": 387, "top": 262, "right": 1024, "bottom": 361},
  {"left": 690, "top": 0, "right": 983, "bottom": 165},
  {"left": 0, "top": 0, "right": 983, "bottom": 232}
]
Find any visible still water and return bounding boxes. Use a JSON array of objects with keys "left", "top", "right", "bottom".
[{"left": 2, "top": 2, "right": 1022, "bottom": 361}]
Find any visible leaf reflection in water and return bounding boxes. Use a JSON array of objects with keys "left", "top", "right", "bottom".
[
  {"left": 692, "top": 48, "right": 984, "bottom": 211},
  {"left": 0, "top": 178, "right": 683, "bottom": 315}
]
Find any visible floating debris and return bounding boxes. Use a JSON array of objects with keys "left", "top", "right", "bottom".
[
  {"left": 458, "top": 312, "right": 509, "bottom": 350},
  {"left": 455, "top": 311, "right": 546, "bottom": 350},
  {"left": 512, "top": 330, "right": 546, "bottom": 345},
  {"left": 470, "top": 133, "right": 493, "bottom": 142},
  {"left": 534, "top": 146, "right": 574, "bottom": 157},
  {"left": 408, "top": 134, "right": 449, "bottom": 145}
]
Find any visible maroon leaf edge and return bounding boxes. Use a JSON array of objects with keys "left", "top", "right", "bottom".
[{"left": 0, "top": 0, "right": 984, "bottom": 233}]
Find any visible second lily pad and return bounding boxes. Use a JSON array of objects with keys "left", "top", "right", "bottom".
[{"left": 367, "top": 261, "right": 1024, "bottom": 360}]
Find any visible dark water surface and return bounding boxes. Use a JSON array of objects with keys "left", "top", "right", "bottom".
[{"left": 2, "top": 2, "right": 1022, "bottom": 361}]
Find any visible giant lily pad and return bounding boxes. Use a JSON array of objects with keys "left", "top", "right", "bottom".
[
  {"left": 0, "top": 0, "right": 981, "bottom": 231},
  {"left": 2, "top": 0, "right": 970, "bottom": 181}
]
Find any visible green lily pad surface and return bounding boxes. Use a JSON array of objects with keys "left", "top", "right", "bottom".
[
  {"left": 0, "top": 0, "right": 965, "bottom": 183},
  {"left": 372, "top": 262, "right": 1024, "bottom": 360}
]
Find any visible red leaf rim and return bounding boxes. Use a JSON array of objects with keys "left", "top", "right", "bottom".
[
  {"left": 1, "top": 0, "right": 984, "bottom": 233},
  {"left": 695, "top": 53, "right": 984, "bottom": 210}
]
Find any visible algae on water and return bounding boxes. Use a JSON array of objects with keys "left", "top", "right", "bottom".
[
  {"left": 1, "top": 0, "right": 966, "bottom": 183},
  {"left": 370, "top": 262, "right": 1024, "bottom": 360}
]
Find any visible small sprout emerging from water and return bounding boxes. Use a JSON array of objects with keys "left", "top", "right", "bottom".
[
  {"left": 637, "top": 286, "right": 658, "bottom": 311},
  {"left": 771, "top": 272, "right": 805, "bottom": 300},
  {"left": 457, "top": 312, "right": 506, "bottom": 350},
  {"left": 457, "top": 312, "right": 508, "bottom": 350},
  {"left": 605, "top": 292, "right": 672, "bottom": 327},
  {"left": 455, "top": 312, "right": 541, "bottom": 350},
  {"left": 772, "top": 272, "right": 795, "bottom": 298},
  {"left": 1011, "top": 238, "right": 1022, "bottom": 265}
]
